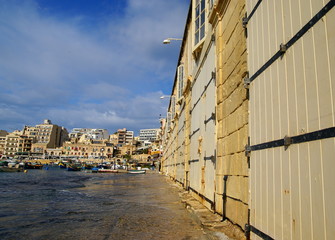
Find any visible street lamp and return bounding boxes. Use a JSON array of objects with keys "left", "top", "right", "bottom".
[
  {"left": 160, "top": 95, "right": 171, "bottom": 99},
  {"left": 163, "top": 38, "right": 182, "bottom": 44}
]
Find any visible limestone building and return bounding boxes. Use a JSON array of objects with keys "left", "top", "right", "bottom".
[
  {"left": 23, "top": 119, "right": 69, "bottom": 153},
  {"left": 161, "top": 0, "right": 335, "bottom": 239},
  {"left": 62, "top": 140, "right": 114, "bottom": 159},
  {"left": 69, "top": 128, "right": 109, "bottom": 140},
  {"left": 116, "top": 128, "right": 134, "bottom": 146},
  {"left": 109, "top": 133, "right": 118, "bottom": 145},
  {"left": 3, "top": 134, "right": 33, "bottom": 157},
  {"left": 162, "top": 0, "right": 248, "bottom": 233},
  {"left": 0, "top": 130, "right": 8, "bottom": 156}
]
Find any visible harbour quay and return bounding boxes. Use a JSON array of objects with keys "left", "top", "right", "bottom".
[{"left": 0, "top": 167, "right": 229, "bottom": 240}]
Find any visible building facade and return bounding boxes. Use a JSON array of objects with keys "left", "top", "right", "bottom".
[
  {"left": 162, "top": 0, "right": 248, "bottom": 233},
  {"left": 116, "top": 128, "right": 134, "bottom": 146},
  {"left": 161, "top": 0, "right": 335, "bottom": 239},
  {"left": 139, "top": 128, "right": 161, "bottom": 142},
  {"left": 23, "top": 119, "right": 69, "bottom": 153},
  {"left": 62, "top": 140, "right": 114, "bottom": 159},
  {"left": 3, "top": 134, "right": 33, "bottom": 157},
  {"left": 245, "top": 1, "right": 335, "bottom": 239},
  {"left": 0, "top": 130, "right": 8, "bottom": 156},
  {"left": 69, "top": 128, "right": 109, "bottom": 140}
]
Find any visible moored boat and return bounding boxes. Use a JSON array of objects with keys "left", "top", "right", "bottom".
[
  {"left": 97, "top": 169, "right": 118, "bottom": 173},
  {"left": 67, "top": 164, "right": 82, "bottom": 171},
  {"left": 127, "top": 170, "right": 146, "bottom": 174},
  {"left": 58, "top": 161, "right": 67, "bottom": 169},
  {"left": 0, "top": 166, "right": 24, "bottom": 172},
  {"left": 24, "top": 162, "right": 43, "bottom": 169}
]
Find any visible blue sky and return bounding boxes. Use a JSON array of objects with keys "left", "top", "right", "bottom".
[{"left": 0, "top": 0, "right": 188, "bottom": 135}]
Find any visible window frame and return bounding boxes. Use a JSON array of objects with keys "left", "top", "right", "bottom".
[
  {"left": 170, "top": 96, "right": 176, "bottom": 119},
  {"left": 193, "top": 0, "right": 207, "bottom": 48},
  {"left": 177, "top": 64, "right": 184, "bottom": 99}
]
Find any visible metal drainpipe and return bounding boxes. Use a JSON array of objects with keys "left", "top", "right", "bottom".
[{"left": 221, "top": 175, "right": 228, "bottom": 222}]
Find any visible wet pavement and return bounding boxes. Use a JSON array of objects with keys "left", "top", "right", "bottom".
[{"left": 0, "top": 168, "right": 235, "bottom": 240}]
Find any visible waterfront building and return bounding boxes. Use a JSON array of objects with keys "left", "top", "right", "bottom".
[
  {"left": 62, "top": 140, "right": 114, "bottom": 159},
  {"left": 139, "top": 128, "right": 161, "bottom": 142},
  {"left": 0, "top": 130, "right": 8, "bottom": 156},
  {"left": 3, "top": 134, "right": 33, "bottom": 157},
  {"left": 161, "top": 0, "right": 335, "bottom": 238},
  {"left": 23, "top": 119, "right": 69, "bottom": 154},
  {"left": 3, "top": 134, "right": 19, "bottom": 157},
  {"left": 45, "top": 148, "right": 63, "bottom": 157}
]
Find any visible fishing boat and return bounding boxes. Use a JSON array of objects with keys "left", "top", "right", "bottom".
[
  {"left": 67, "top": 163, "right": 82, "bottom": 171},
  {"left": 24, "top": 162, "right": 43, "bottom": 169},
  {"left": 58, "top": 161, "right": 67, "bottom": 169},
  {"left": 127, "top": 169, "right": 146, "bottom": 174},
  {"left": 82, "top": 163, "right": 94, "bottom": 170},
  {"left": 0, "top": 160, "right": 24, "bottom": 172},
  {"left": 0, "top": 166, "right": 24, "bottom": 172}
]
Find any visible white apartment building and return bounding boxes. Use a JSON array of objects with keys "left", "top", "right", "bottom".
[
  {"left": 69, "top": 128, "right": 109, "bottom": 140},
  {"left": 139, "top": 129, "right": 160, "bottom": 142}
]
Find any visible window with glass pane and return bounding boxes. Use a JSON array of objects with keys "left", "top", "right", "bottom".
[
  {"left": 167, "top": 112, "right": 172, "bottom": 130},
  {"left": 194, "top": 0, "right": 205, "bottom": 45}
]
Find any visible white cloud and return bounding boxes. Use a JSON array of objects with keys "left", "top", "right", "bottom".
[{"left": 0, "top": 0, "right": 188, "bottom": 134}]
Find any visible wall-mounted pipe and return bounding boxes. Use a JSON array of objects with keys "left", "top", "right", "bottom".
[{"left": 221, "top": 175, "right": 229, "bottom": 221}]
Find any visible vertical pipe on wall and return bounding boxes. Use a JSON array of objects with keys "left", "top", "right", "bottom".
[{"left": 221, "top": 175, "right": 229, "bottom": 221}]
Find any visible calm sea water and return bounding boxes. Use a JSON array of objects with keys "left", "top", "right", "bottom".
[{"left": 0, "top": 167, "right": 207, "bottom": 240}]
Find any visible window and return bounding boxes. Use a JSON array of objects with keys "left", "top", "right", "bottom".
[
  {"left": 167, "top": 112, "right": 172, "bottom": 131},
  {"left": 178, "top": 65, "right": 184, "bottom": 99},
  {"left": 209, "top": 0, "right": 214, "bottom": 9},
  {"left": 194, "top": 0, "right": 206, "bottom": 45},
  {"left": 171, "top": 96, "right": 176, "bottom": 118}
]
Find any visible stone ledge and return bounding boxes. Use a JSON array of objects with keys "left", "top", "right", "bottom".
[{"left": 179, "top": 191, "right": 247, "bottom": 240}]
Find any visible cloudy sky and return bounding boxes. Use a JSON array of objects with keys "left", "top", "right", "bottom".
[{"left": 0, "top": 0, "right": 188, "bottom": 135}]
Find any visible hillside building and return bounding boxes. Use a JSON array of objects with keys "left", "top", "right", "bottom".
[
  {"left": 69, "top": 128, "right": 109, "bottom": 141},
  {"left": 116, "top": 128, "right": 134, "bottom": 146},
  {"left": 23, "top": 119, "right": 69, "bottom": 154},
  {"left": 139, "top": 128, "right": 160, "bottom": 142}
]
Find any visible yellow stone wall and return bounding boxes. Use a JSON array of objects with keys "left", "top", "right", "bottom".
[{"left": 211, "top": 0, "right": 249, "bottom": 229}]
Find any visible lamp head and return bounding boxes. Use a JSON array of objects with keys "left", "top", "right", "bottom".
[{"left": 163, "top": 39, "right": 171, "bottom": 44}]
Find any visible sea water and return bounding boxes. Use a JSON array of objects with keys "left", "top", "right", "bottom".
[{"left": 0, "top": 167, "right": 207, "bottom": 240}]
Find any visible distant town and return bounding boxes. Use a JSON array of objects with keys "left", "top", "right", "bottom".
[{"left": 0, "top": 119, "right": 161, "bottom": 164}]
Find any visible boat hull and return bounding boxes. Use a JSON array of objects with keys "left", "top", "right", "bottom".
[
  {"left": 24, "top": 164, "right": 43, "bottom": 169},
  {"left": 127, "top": 170, "right": 146, "bottom": 174},
  {"left": 0, "top": 167, "right": 23, "bottom": 172},
  {"left": 97, "top": 169, "right": 118, "bottom": 173}
]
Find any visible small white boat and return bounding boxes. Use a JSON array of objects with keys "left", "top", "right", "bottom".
[{"left": 127, "top": 170, "right": 146, "bottom": 174}]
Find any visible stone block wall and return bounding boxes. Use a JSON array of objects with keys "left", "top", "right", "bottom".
[{"left": 211, "top": 0, "right": 249, "bottom": 230}]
